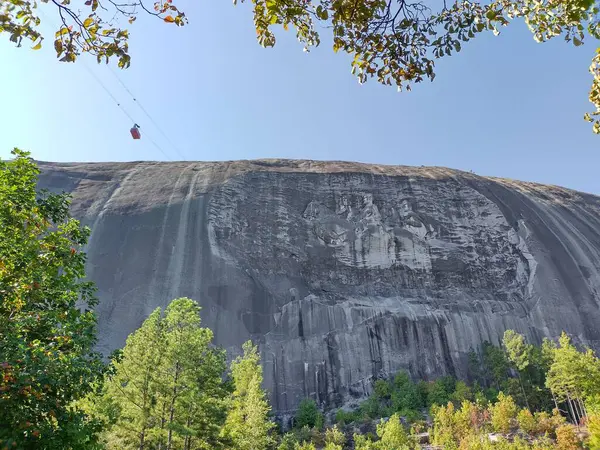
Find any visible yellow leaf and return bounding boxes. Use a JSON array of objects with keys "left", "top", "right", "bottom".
[{"left": 32, "top": 41, "right": 42, "bottom": 50}]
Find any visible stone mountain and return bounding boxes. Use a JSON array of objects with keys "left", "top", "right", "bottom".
[{"left": 37, "top": 159, "right": 600, "bottom": 416}]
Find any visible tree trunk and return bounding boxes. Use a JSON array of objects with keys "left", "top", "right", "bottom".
[
  {"left": 551, "top": 391, "right": 559, "bottom": 411},
  {"left": 566, "top": 393, "right": 579, "bottom": 428},
  {"left": 167, "top": 362, "right": 181, "bottom": 450},
  {"left": 139, "top": 428, "right": 146, "bottom": 450},
  {"left": 158, "top": 400, "right": 167, "bottom": 450},
  {"left": 183, "top": 414, "right": 192, "bottom": 450},
  {"left": 516, "top": 372, "right": 531, "bottom": 412},
  {"left": 575, "top": 393, "right": 588, "bottom": 421}
]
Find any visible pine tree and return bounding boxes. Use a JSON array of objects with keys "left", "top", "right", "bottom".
[
  {"left": 100, "top": 298, "right": 229, "bottom": 450},
  {"left": 223, "top": 341, "right": 276, "bottom": 450},
  {"left": 102, "top": 308, "right": 166, "bottom": 449}
]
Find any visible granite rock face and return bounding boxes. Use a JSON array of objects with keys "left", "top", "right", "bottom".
[{"left": 37, "top": 160, "right": 600, "bottom": 415}]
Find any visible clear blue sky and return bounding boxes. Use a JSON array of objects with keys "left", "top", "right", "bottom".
[{"left": 1, "top": 1, "right": 598, "bottom": 193}]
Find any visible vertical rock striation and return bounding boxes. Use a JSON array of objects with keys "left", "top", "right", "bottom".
[{"left": 37, "top": 160, "right": 600, "bottom": 415}]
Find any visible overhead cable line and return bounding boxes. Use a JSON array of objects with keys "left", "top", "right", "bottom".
[
  {"left": 107, "top": 65, "right": 188, "bottom": 161},
  {"left": 81, "top": 61, "right": 174, "bottom": 161},
  {"left": 37, "top": 7, "right": 178, "bottom": 161}
]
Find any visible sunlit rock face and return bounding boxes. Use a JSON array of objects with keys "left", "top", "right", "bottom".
[{"left": 37, "top": 160, "right": 600, "bottom": 415}]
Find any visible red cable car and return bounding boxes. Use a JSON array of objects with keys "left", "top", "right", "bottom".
[{"left": 130, "top": 124, "right": 141, "bottom": 140}]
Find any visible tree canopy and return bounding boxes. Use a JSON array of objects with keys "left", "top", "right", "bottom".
[
  {"left": 94, "top": 297, "right": 230, "bottom": 450},
  {"left": 0, "top": 149, "right": 104, "bottom": 449}
]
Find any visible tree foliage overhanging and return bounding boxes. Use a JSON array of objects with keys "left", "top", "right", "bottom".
[{"left": 1, "top": 0, "right": 600, "bottom": 133}]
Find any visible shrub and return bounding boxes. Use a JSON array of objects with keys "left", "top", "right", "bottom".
[
  {"left": 451, "top": 381, "right": 474, "bottom": 404},
  {"left": 533, "top": 411, "right": 554, "bottom": 435},
  {"left": 360, "top": 395, "right": 382, "bottom": 419},
  {"left": 428, "top": 378, "right": 455, "bottom": 407},
  {"left": 517, "top": 408, "right": 537, "bottom": 435},
  {"left": 354, "top": 433, "right": 377, "bottom": 450},
  {"left": 374, "top": 379, "right": 392, "bottom": 400},
  {"left": 376, "top": 413, "right": 411, "bottom": 449},
  {"left": 296, "top": 399, "right": 323, "bottom": 429},
  {"left": 556, "top": 424, "right": 580, "bottom": 450},
  {"left": 324, "top": 425, "right": 345, "bottom": 450},
  {"left": 336, "top": 408, "right": 360, "bottom": 425},
  {"left": 490, "top": 392, "right": 517, "bottom": 434}
]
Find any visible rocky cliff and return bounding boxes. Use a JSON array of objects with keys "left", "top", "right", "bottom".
[{"left": 37, "top": 159, "right": 600, "bottom": 415}]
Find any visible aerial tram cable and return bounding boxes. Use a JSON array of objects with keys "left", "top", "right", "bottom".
[
  {"left": 80, "top": 61, "right": 175, "bottom": 161},
  {"left": 37, "top": 7, "right": 177, "bottom": 161},
  {"left": 107, "top": 66, "right": 188, "bottom": 161}
]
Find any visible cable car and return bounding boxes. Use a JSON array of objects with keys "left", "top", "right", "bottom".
[{"left": 130, "top": 124, "right": 141, "bottom": 140}]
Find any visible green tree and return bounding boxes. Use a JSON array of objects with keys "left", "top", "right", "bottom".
[
  {"left": 490, "top": 392, "right": 518, "bottom": 434},
  {"left": 374, "top": 379, "right": 392, "bottom": 400},
  {"left": 376, "top": 413, "right": 411, "bottom": 449},
  {"left": 427, "top": 378, "right": 455, "bottom": 407},
  {"left": 294, "top": 442, "right": 316, "bottom": 450},
  {"left": 546, "top": 332, "right": 600, "bottom": 424},
  {"left": 0, "top": 149, "right": 104, "bottom": 449},
  {"left": 324, "top": 425, "right": 345, "bottom": 450},
  {"left": 483, "top": 342, "right": 510, "bottom": 391},
  {"left": 295, "top": 398, "right": 323, "bottom": 429},
  {"left": 223, "top": 341, "right": 276, "bottom": 450},
  {"left": 100, "top": 298, "right": 229, "bottom": 450},
  {"left": 354, "top": 433, "right": 377, "bottom": 450},
  {"left": 431, "top": 402, "right": 459, "bottom": 449},
  {"left": 517, "top": 408, "right": 537, "bottom": 435},
  {"left": 98, "top": 308, "right": 164, "bottom": 448},
  {"left": 555, "top": 424, "right": 581, "bottom": 450},
  {"left": 503, "top": 330, "right": 554, "bottom": 412},
  {"left": 451, "top": 381, "right": 474, "bottom": 404}
]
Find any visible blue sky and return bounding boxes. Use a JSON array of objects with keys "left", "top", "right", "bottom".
[{"left": 1, "top": 1, "right": 598, "bottom": 193}]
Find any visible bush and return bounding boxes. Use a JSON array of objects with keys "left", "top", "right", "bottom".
[
  {"left": 324, "top": 425, "right": 345, "bottom": 450},
  {"left": 556, "top": 424, "right": 580, "bottom": 450},
  {"left": 278, "top": 433, "right": 300, "bottom": 450},
  {"left": 517, "top": 408, "right": 537, "bottom": 435},
  {"left": 490, "top": 392, "right": 517, "bottom": 434},
  {"left": 296, "top": 399, "right": 323, "bottom": 429},
  {"left": 400, "top": 408, "right": 423, "bottom": 423},
  {"left": 336, "top": 408, "right": 360, "bottom": 425},
  {"left": 376, "top": 413, "right": 411, "bottom": 449},
  {"left": 392, "top": 382, "right": 422, "bottom": 412},
  {"left": 428, "top": 378, "right": 455, "bottom": 407},
  {"left": 360, "top": 395, "right": 382, "bottom": 419},
  {"left": 354, "top": 433, "right": 377, "bottom": 450},
  {"left": 533, "top": 411, "right": 553, "bottom": 435},
  {"left": 589, "top": 413, "right": 600, "bottom": 450},
  {"left": 452, "top": 381, "right": 474, "bottom": 404},
  {"left": 374, "top": 379, "right": 392, "bottom": 400}
]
